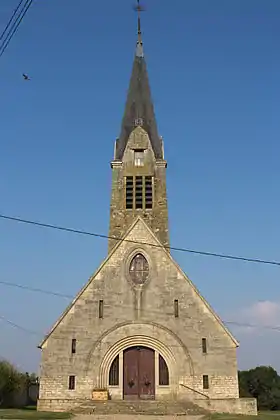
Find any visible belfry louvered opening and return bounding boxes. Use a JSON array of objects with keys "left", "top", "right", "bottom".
[
  {"left": 145, "top": 176, "right": 153, "bottom": 209},
  {"left": 126, "top": 176, "right": 134, "bottom": 209},
  {"left": 125, "top": 176, "right": 153, "bottom": 210},
  {"left": 135, "top": 176, "right": 143, "bottom": 209}
]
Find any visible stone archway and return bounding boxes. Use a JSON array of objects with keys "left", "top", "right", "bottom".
[
  {"left": 99, "top": 335, "right": 175, "bottom": 391},
  {"left": 87, "top": 322, "right": 194, "bottom": 400}
]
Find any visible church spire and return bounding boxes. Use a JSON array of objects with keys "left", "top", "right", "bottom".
[
  {"left": 109, "top": 1, "right": 169, "bottom": 252},
  {"left": 115, "top": 1, "right": 163, "bottom": 161}
]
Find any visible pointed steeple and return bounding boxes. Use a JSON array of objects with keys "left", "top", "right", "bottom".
[{"left": 115, "top": 1, "right": 162, "bottom": 160}]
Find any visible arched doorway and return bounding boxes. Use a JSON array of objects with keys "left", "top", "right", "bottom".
[
  {"left": 123, "top": 346, "right": 155, "bottom": 400},
  {"left": 102, "top": 332, "right": 177, "bottom": 400}
]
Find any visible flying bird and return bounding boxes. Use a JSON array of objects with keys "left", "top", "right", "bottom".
[{"left": 22, "top": 73, "right": 30, "bottom": 81}]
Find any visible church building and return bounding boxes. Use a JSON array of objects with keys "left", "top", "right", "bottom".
[{"left": 38, "top": 5, "right": 257, "bottom": 415}]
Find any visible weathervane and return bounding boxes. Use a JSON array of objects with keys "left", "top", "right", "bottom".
[{"left": 133, "top": 0, "right": 145, "bottom": 40}]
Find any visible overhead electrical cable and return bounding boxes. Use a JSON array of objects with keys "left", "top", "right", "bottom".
[
  {"left": 0, "top": 305, "right": 280, "bottom": 338},
  {"left": 1, "top": 279, "right": 280, "bottom": 333},
  {"left": 0, "top": 213, "right": 280, "bottom": 267},
  {"left": 0, "top": 314, "right": 41, "bottom": 336},
  {"left": 0, "top": 280, "right": 73, "bottom": 299},
  {"left": 0, "top": 0, "right": 25, "bottom": 41},
  {"left": 0, "top": 0, "right": 34, "bottom": 58}
]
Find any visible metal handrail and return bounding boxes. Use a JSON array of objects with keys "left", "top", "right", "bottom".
[{"left": 179, "top": 383, "right": 210, "bottom": 399}]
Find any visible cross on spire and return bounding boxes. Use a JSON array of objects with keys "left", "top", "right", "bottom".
[
  {"left": 134, "top": 0, "right": 145, "bottom": 57},
  {"left": 136, "top": 0, "right": 143, "bottom": 37},
  {"left": 116, "top": 0, "right": 162, "bottom": 161}
]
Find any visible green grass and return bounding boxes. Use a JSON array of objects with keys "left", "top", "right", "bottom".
[
  {"left": 2, "top": 408, "right": 280, "bottom": 420},
  {"left": 0, "top": 407, "right": 71, "bottom": 420},
  {"left": 210, "top": 412, "right": 280, "bottom": 420}
]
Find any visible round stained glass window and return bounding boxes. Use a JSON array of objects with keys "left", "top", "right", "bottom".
[{"left": 129, "top": 253, "right": 149, "bottom": 284}]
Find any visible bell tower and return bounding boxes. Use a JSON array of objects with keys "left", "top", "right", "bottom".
[{"left": 108, "top": 1, "right": 169, "bottom": 252}]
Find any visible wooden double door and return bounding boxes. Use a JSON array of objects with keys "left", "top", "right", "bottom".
[{"left": 123, "top": 346, "right": 155, "bottom": 400}]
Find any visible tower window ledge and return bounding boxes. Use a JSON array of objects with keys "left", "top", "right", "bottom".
[
  {"left": 155, "top": 160, "right": 167, "bottom": 168},
  {"left": 136, "top": 209, "right": 153, "bottom": 212},
  {"left": 111, "top": 160, "right": 123, "bottom": 168}
]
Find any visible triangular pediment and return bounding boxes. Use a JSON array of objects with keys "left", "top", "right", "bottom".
[
  {"left": 39, "top": 217, "right": 238, "bottom": 349},
  {"left": 39, "top": 217, "right": 150, "bottom": 348}
]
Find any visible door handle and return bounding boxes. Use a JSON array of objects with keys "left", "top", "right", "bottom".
[{"left": 128, "top": 379, "right": 135, "bottom": 388}]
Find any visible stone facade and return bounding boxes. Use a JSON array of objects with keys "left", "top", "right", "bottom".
[
  {"left": 38, "top": 218, "right": 256, "bottom": 414},
  {"left": 38, "top": 18, "right": 257, "bottom": 416}
]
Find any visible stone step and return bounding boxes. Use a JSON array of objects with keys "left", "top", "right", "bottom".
[
  {"left": 74, "top": 416, "right": 205, "bottom": 420},
  {"left": 71, "top": 400, "right": 208, "bottom": 416}
]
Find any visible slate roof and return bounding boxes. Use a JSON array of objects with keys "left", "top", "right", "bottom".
[{"left": 115, "top": 36, "right": 162, "bottom": 160}]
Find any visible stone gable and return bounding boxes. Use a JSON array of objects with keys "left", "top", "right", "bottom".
[
  {"left": 40, "top": 217, "right": 237, "bottom": 351},
  {"left": 37, "top": 217, "right": 250, "bottom": 412}
]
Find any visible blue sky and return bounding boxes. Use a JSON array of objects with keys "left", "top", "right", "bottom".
[{"left": 0, "top": 0, "right": 280, "bottom": 373}]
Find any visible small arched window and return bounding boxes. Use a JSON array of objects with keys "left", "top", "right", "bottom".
[
  {"left": 109, "top": 355, "right": 119, "bottom": 386},
  {"left": 129, "top": 253, "right": 149, "bottom": 284},
  {"left": 159, "top": 354, "right": 169, "bottom": 386}
]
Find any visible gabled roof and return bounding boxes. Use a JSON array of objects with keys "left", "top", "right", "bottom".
[
  {"left": 38, "top": 217, "right": 148, "bottom": 349},
  {"left": 39, "top": 216, "right": 239, "bottom": 349},
  {"left": 115, "top": 16, "right": 162, "bottom": 160},
  {"left": 132, "top": 218, "right": 239, "bottom": 348}
]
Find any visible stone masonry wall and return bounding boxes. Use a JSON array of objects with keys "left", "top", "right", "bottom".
[
  {"left": 179, "top": 374, "right": 239, "bottom": 399},
  {"left": 37, "top": 398, "right": 85, "bottom": 412},
  {"left": 193, "top": 398, "right": 257, "bottom": 415},
  {"left": 108, "top": 127, "right": 169, "bottom": 252},
  {"left": 38, "top": 217, "right": 242, "bottom": 412}
]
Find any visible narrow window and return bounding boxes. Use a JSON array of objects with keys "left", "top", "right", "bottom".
[
  {"left": 69, "top": 375, "right": 75, "bottom": 390},
  {"left": 174, "top": 299, "right": 179, "bottom": 318},
  {"left": 71, "top": 339, "right": 76, "bottom": 354},
  {"left": 159, "top": 354, "right": 169, "bottom": 385},
  {"left": 202, "top": 338, "right": 207, "bottom": 354},
  {"left": 109, "top": 355, "right": 119, "bottom": 386},
  {"left": 203, "top": 375, "right": 209, "bottom": 390},
  {"left": 135, "top": 176, "right": 143, "bottom": 209},
  {"left": 99, "top": 300, "right": 104, "bottom": 319},
  {"left": 134, "top": 150, "right": 144, "bottom": 166},
  {"left": 145, "top": 176, "right": 153, "bottom": 209},
  {"left": 126, "top": 176, "right": 133, "bottom": 209}
]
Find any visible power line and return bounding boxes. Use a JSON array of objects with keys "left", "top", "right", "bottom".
[
  {"left": 0, "top": 310, "right": 280, "bottom": 344},
  {"left": 1, "top": 279, "right": 280, "bottom": 334},
  {"left": 1, "top": 213, "right": 280, "bottom": 267},
  {"left": 0, "top": 315, "right": 241, "bottom": 351},
  {"left": 0, "top": 280, "right": 72, "bottom": 299},
  {"left": 0, "top": 0, "right": 34, "bottom": 58},
  {"left": 0, "top": 0, "right": 25, "bottom": 41},
  {"left": 0, "top": 314, "right": 40, "bottom": 336},
  {"left": 0, "top": 0, "right": 33, "bottom": 57}
]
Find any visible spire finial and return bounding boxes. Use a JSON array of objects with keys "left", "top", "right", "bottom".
[
  {"left": 134, "top": 0, "right": 145, "bottom": 57},
  {"left": 136, "top": 0, "right": 142, "bottom": 38}
]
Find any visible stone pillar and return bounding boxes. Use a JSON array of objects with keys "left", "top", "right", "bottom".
[
  {"left": 119, "top": 351, "right": 124, "bottom": 397},
  {"left": 155, "top": 351, "right": 159, "bottom": 388}
]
